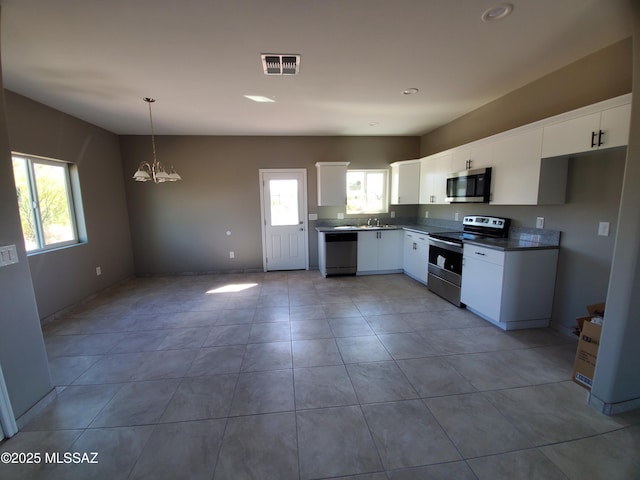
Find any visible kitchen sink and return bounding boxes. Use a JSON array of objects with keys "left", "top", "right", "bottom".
[{"left": 331, "top": 224, "right": 398, "bottom": 231}]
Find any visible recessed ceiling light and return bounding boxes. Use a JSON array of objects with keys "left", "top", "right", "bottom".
[
  {"left": 402, "top": 88, "right": 419, "bottom": 96},
  {"left": 481, "top": 3, "right": 513, "bottom": 22},
  {"left": 369, "top": 122, "right": 379, "bottom": 127},
  {"left": 244, "top": 95, "right": 275, "bottom": 103}
]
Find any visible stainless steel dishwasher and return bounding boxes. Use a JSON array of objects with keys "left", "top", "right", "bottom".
[{"left": 324, "top": 232, "right": 358, "bottom": 276}]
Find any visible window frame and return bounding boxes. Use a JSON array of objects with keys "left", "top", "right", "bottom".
[
  {"left": 346, "top": 168, "right": 389, "bottom": 215},
  {"left": 12, "top": 153, "right": 81, "bottom": 253}
]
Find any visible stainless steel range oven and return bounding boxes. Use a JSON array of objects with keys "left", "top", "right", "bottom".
[{"left": 428, "top": 215, "right": 510, "bottom": 306}]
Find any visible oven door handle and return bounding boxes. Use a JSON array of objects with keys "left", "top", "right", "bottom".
[{"left": 429, "top": 237, "right": 461, "bottom": 249}]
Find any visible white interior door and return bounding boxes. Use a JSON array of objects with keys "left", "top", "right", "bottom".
[{"left": 260, "top": 169, "right": 308, "bottom": 271}]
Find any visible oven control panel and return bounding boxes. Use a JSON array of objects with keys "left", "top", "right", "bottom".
[
  {"left": 463, "top": 216, "right": 505, "bottom": 228},
  {"left": 462, "top": 215, "right": 510, "bottom": 237}
]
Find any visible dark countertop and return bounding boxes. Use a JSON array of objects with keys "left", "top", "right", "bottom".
[{"left": 316, "top": 225, "right": 559, "bottom": 251}]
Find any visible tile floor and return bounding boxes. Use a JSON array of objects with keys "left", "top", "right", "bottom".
[{"left": 1, "top": 271, "right": 639, "bottom": 479}]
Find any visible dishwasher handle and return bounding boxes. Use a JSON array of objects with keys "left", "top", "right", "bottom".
[{"left": 325, "top": 232, "right": 358, "bottom": 242}]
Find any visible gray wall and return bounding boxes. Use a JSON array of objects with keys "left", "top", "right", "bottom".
[
  {"left": 420, "top": 38, "right": 632, "bottom": 155},
  {"left": 591, "top": 0, "right": 640, "bottom": 411},
  {"left": 0, "top": 14, "right": 52, "bottom": 418},
  {"left": 120, "top": 135, "right": 419, "bottom": 275},
  {"left": 4, "top": 91, "right": 135, "bottom": 319}
]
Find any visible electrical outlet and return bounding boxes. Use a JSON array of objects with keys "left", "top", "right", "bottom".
[
  {"left": 598, "top": 222, "right": 610, "bottom": 237},
  {"left": 536, "top": 217, "right": 545, "bottom": 229},
  {"left": 390, "top": 211, "right": 396, "bottom": 218},
  {"left": 424, "top": 211, "right": 429, "bottom": 218},
  {"left": 96, "top": 266, "right": 102, "bottom": 276},
  {"left": 454, "top": 212, "right": 460, "bottom": 221},
  {"left": 229, "top": 251, "right": 235, "bottom": 259},
  {"left": 337, "top": 212, "right": 344, "bottom": 220}
]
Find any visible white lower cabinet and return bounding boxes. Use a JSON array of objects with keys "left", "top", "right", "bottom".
[
  {"left": 403, "top": 231, "right": 429, "bottom": 284},
  {"left": 461, "top": 244, "right": 559, "bottom": 330},
  {"left": 357, "top": 230, "right": 403, "bottom": 274}
]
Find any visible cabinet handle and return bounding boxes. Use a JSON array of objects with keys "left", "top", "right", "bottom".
[
  {"left": 591, "top": 131, "right": 597, "bottom": 148},
  {"left": 475, "top": 251, "right": 486, "bottom": 256},
  {"left": 598, "top": 130, "right": 604, "bottom": 147}
]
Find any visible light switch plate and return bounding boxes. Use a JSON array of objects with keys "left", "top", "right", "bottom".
[
  {"left": 598, "top": 222, "right": 610, "bottom": 237},
  {"left": 0, "top": 244, "right": 19, "bottom": 267},
  {"left": 337, "top": 212, "right": 344, "bottom": 219},
  {"left": 536, "top": 217, "right": 545, "bottom": 229},
  {"left": 308, "top": 213, "right": 318, "bottom": 221}
]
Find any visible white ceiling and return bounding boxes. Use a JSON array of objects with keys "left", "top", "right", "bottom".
[{"left": 0, "top": 0, "right": 633, "bottom": 136}]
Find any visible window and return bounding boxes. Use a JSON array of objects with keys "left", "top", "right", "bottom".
[
  {"left": 346, "top": 169, "right": 389, "bottom": 215},
  {"left": 12, "top": 154, "right": 81, "bottom": 252}
]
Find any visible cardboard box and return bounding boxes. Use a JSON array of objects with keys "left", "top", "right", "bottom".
[{"left": 571, "top": 303, "right": 605, "bottom": 390}]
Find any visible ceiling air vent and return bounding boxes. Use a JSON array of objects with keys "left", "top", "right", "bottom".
[{"left": 261, "top": 54, "right": 300, "bottom": 75}]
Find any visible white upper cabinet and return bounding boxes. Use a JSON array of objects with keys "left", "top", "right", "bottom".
[
  {"left": 541, "top": 102, "right": 631, "bottom": 158},
  {"left": 490, "top": 128, "right": 568, "bottom": 205},
  {"left": 419, "top": 151, "right": 452, "bottom": 204},
  {"left": 451, "top": 141, "right": 493, "bottom": 172},
  {"left": 316, "top": 162, "right": 349, "bottom": 206},
  {"left": 390, "top": 160, "right": 421, "bottom": 205}
]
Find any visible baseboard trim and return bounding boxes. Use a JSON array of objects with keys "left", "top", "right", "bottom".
[
  {"left": 588, "top": 391, "right": 640, "bottom": 415},
  {"left": 15, "top": 388, "right": 57, "bottom": 430}
]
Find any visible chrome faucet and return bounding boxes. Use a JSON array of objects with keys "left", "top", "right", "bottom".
[
  {"left": 374, "top": 218, "right": 380, "bottom": 226},
  {"left": 367, "top": 218, "right": 372, "bottom": 226}
]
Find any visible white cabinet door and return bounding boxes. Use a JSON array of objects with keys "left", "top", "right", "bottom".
[
  {"left": 316, "top": 162, "right": 349, "bottom": 206},
  {"left": 377, "top": 230, "right": 404, "bottom": 271},
  {"left": 600, "top": 103, "right": 631, "bottom": 149},
  {"left": 357, "top": 231, "right": 379, "bottom": 272},
  {"left": 541, "top": 113, "right": 600, "bottom": 158},
  {"left": 491, "top": 128, "right": 544, "bottom": 205},
  {"left": 461, "top": 245, "right": 504, "bottom": 322},
  {"left": 403, "top": 231, "right": 429, "bottom": 284},
  {"left": 419, "top": 152, "right": 452, "bottom": 204},
  {"left": 452, "top": 142, "right": 493, "bottom": 171},
  {"left": 391, "top": 161, "right": 420, "bottom": 205},
  {"left": 541, "top": 103, "right": 630, "bottom": 158},
  {"left": 357, "top": 230, "right": 403, "bottom": 273}
]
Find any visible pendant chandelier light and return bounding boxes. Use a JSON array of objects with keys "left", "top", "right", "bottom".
[{"left": 132, "top": 97, "right": 182, "bottom": 183}]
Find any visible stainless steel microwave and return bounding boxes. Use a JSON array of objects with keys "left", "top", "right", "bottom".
[{"left": 445, "top": 167, "right": 492, "bottom": 203}]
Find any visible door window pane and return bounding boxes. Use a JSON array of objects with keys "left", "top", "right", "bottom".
[{"left": 270, "top": 179, "right": 299, "bottom": 226}]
